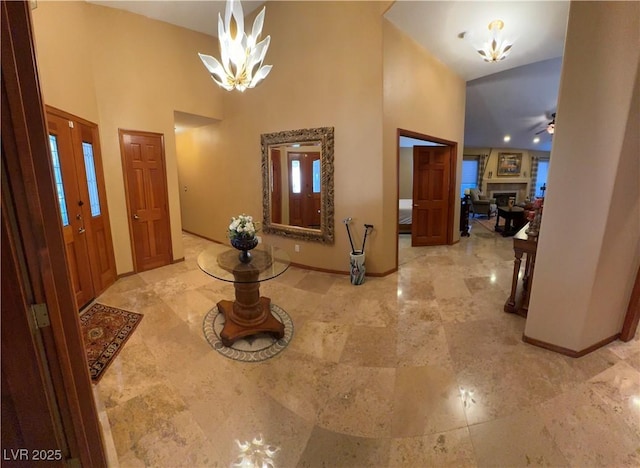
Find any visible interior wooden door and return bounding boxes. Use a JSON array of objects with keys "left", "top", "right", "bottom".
[
  {"left": 119, "top": 130, "right": 172, "bottom": 272},
  {"left": 46, "top": 112, "right": 95, "bottom": 308},
  {"left": 412, "top": 146, "right": 451, "bottom": 246},
  {"left": 288, "top": 151, "right": 321, "bottom": 228}
]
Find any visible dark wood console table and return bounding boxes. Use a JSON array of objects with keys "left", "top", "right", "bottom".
[
  {"left": 198, "top": 244, "right": 290, "bottom": 346},
  {"left": 495, "top": 206, "right": 525, "bottom": 237},
  {"left": 504, "top": 224, "right": 538, "bottom": 317}
]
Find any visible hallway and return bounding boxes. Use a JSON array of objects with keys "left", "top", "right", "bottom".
[{"left": 93, "top": 222, "right": 640, "bottom": 466}]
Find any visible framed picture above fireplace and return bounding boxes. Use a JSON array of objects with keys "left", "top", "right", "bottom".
[{"left": 497, "top": 153, "right": 522, "bottom": 176}]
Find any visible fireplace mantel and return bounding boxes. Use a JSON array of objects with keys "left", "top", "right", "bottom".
[{"left": 486, "top": 181, "right": 529, "bottom": 203}]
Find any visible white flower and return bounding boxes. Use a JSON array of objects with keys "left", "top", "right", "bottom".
[{"left": 228, "top": 213, "right": 260, "bottom": 240}]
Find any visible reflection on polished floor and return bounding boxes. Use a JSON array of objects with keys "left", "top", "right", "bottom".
[{"left": 95, "top": 221, "right": 640, "bottom": 467}]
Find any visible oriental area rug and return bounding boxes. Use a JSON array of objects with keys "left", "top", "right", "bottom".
[
  {"left": 79, "top": 303, "right": 143, "bottom": 382},
  {"left": 203, "top": 304, "right": 294, "bottom": 363}
]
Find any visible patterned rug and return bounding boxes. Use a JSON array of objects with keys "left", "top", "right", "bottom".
[
  {"left": 473, "top": 216, "right": 500, "bottom": 234},
  {"left": 79, "top": 303, "right": 143, "bottom": 382},
  {"left": 203, "top": 304, "right": 294, "bottom": 362}
]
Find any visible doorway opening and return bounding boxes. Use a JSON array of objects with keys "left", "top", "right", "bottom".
[{"left": 396, "top": 129, "right": 458, "bottom": 267}]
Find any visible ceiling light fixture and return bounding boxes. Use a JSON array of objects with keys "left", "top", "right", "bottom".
[
  {"left": 198, "top": 0, "right": 272, "bottom": 92},
  {"left": 476, "top": 20, "right": 513, "bottom": 63},
  {"left": 503, "top": 135, "right": 511, "bottom": 142},
  {"left": 533, "top": 137, "right": 540, "bottom": 144},
  {"left": 546, "top": 122, "right": 555, "bottom": 134}
]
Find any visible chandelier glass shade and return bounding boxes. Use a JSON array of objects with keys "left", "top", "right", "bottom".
[
  {"left": 198, "top": 0, "right": 272, "bottom": 92},
  {"left": 476, "top": 20, "right": 513, "bottom": 63}
]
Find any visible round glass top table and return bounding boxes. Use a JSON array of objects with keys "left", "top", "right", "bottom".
[{"left": 197, "top": 243, "right": 290, "bottom": 346}]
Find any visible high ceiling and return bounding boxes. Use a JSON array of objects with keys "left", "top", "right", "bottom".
[
  {"left": 88, "top": 1, "right": 570, "bottom": 152},
  {"left": 385, "top": 1, "right": 570, "bottom": 152}
]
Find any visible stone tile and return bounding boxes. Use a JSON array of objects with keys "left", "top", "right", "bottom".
[
  {"left": 588, "top": 360, "right": 640, "bottom": 437},
  {"left": 205, "top": 393, "right": 314, "bottom": 468},
  {"left": 340, "top": 325, "right": 397, "bottom": 367},
  {"left": 433, "top": 275, "right": 472, "bottom": 299},
  {"left": 396, "top": 320, "right": 453, "bottom": 369},
  {"left": 162, "top": 289, "right": 216, "bottom": 341},
  {"left": 94, "top": 232, "right": 640, "bottom": 468},
  {"left": 288, "top": 320, "right": 351, "bottom": 363},
  {"left": 96, "top": 340, "right": 165, "bottom": 409},
  {"left": 469, "top": 407, "right": 569, "bottom": 467},
  {"left": 144, "top": 322, "right": 213, "bottom": 376},
  {"left": 296, "top": 426, "right": 391, "bottom": 467},
  {"left": 242, "top": 350, "right": 338, "bottom": 424},
  {"left": 389, "top": 427, "right": 477, "bottom": 467},
  {"left": 317, "top": 365, "right": 395, "bottom": 438},
  {"left": 539, "top": 384, "right": 640, "bottom": 467},
  {"left": 293, "top": 271, "right": 337, "bottom": 294},
  {"left": 391, "top": 366, "right": 466, "bottom": 437}
]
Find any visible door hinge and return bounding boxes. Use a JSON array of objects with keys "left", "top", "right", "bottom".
[
  {"left": 68, "top": 120, "right": 74, "bottom": 128},
  {"left": 31, "top": 303, "right": 51, "bottom": 328}
]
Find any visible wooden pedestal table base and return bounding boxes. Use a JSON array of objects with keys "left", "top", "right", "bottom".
[{"left": 217, "top": 267, "right": 284, "bottom": 347}]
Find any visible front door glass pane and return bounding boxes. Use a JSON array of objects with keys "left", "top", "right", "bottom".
[
  {"left": 49, "top": 135, "right": 70, "bottom": 226},
  {"left": 82, "top": 142, "right": 101, "bottom": 217},
  {"left": 312, "top": 159, "right": 321, "bottom": 193},
  {"left": 291, "top": 160, "right": 301, "bottom": 194}
]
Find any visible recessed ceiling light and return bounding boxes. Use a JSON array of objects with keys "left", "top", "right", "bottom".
[
  {"left": 533, "top": 137, "right": 540, "bottom": 144},
  {"left": 503, "top": 135, "right": 511, "bottom": 142}
]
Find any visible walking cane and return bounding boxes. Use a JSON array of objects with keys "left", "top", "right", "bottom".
[
  {"left": 361, "top": 224, "right": 373, "bottom": 253},
  {"left": 343, "top": 217, "right": 356, "bottom": 254}
]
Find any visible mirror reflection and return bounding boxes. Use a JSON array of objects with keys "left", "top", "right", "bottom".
[{"left": 261, "top": 127, "right": 334, "bottom": 243}]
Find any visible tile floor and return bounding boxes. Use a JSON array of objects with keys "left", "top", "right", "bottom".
[{"left": 94, "top": 220, "right": 640, "bottom": 467}]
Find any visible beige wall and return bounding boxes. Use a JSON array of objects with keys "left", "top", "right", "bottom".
[
  {"left": 383, "top": 20, "right": 466, "bottom": 259},
  {"left": 525, "top": 1, "right": 640, "bottom": 351},
  {"left": 175, "top": 1, "right": 388, "bottom": 272},
  {"left": 32, "top": 1, "right": 223, "bottom": 273},
  {"left": 398, "top": 148, "right": 413, "bottom": 199},
  {"left": 34, "top": 1, "right": 466, "bottom": 276}
]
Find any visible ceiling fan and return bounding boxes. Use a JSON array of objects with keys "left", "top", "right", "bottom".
[{"left": 536, "top": 113, "right": 556, "bottom": 135}]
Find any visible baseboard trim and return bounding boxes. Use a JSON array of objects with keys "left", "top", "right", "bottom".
[
  {"left": 522, "top": 332, "right": 621, "bottom": 357},
  {"left": 182, "top": 230, "right": 396, "bottom": 277},
  {"left": 182, "top": 229, "right": 223, "bottom": 245}
]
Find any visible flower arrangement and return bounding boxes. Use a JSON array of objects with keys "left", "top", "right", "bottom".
[{"left": 228, "top": 214, "right": 259, "bottom": 240}]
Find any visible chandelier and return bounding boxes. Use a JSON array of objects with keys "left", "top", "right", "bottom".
[
  {"left": 476, "top": 20, "right": 513, "bottom": 63},
  {"left": 198, "top": 0, "right": 272, "bottom": 92}
]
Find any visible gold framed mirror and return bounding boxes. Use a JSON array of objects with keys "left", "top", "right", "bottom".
[{"left": 261, "top": 127, "right": 334, "bottom": 243}]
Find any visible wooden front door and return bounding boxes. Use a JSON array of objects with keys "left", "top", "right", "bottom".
[
  {"left": 288, "top": 151, "right": 321, "bottom": 228},
  {"left": 46, "top": 108, "right": 117, "bottom": 309},
  {"left": 412, "top": 146, "right": 451, "bottom": 246},
  {"left": 119, "top": 130, "right": 172, "bottom": 272}
]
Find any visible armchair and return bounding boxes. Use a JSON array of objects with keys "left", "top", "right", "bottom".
[{"left": 469, "top": 189, "right": 496, "bottom": 218}]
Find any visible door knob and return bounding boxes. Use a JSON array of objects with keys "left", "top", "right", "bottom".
[
  {"left": 133, "top": 214, "right": 139, "bottom": 220},
  {"left": 78, "top": 227, "right": 86, "bottom": 234}
]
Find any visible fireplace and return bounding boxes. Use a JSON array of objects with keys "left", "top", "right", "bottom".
[
  {"left": 487, "top": 181, "right": 528, "bottom": 204},
  {"left": 492, "top": 191, "right": 517, "bottom": 207}
]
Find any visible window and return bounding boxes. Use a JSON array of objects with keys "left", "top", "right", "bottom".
[
  {"left": 460, "top": 159, "right": 479, "bottom": 197},
  {"left": 291, "top": 160, "right": 301, "bottom": 193},
  {"left": 312, "top": 159, "right": 321, "bottom": 193},
  {"left": 536, "top": 160, "right": 550, "bottom": 197},
  {"left": 49, "top": 135, "right": 70, "bottom": 226},
  {"left": 82, "top": 142, "right": 102, "bottom": 216}
]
